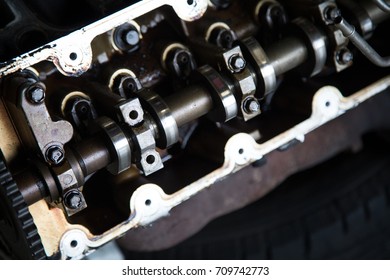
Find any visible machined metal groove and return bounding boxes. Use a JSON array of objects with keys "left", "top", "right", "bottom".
[
  {"left": 59, "top": 74, "right": 390, "bottom": 259},
  {"left": 96, "top": 117, "right": 132, "bottom": 175},
  {"left": 0, "top": 0, "right": 208, "bottom": 77},
  {"left": 240, "top": 37, "right": 277, "bottom": 97}
]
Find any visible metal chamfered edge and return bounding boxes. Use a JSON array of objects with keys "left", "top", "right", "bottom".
[
  {"left": 0, "top": 0, "right": 208, "bottom": 78},
  {"left": 58, "top": 75, "right": 390, "bottom": 259}
]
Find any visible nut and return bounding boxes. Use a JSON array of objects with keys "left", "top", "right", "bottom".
[
  {"left": 337, "top": 48, "right": 353, "bottom": 65},
  {"left": 244, "top": 97, "right": 261, "bottom": 114},
  {"left": 229, "top": 54, "right": 246, "bottom": 73},
  {"left": 27, "top": 86, "right": 45, "bottom": 104}
]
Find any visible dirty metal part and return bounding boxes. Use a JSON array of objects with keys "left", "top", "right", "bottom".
[
  {"left": 117, "top": 98, "right": 145, "bottom": 127},
  {"left": 1, "top": 0, "right": 390, "bottom": 260},
  {"left": 17, "top": 96, "right": 73, "bottom": 163},
  {"left": 0, "top": 152, "right": 46, "bottom": 259},
  {"left": 206, "top": 24, "right": 237, "bottom": 49},
  {"left": 162, "top": 44, "right": 197, "bottom": 79},
  {"left": 131, "top": 124, "right": 164, "bottom": 176},
  {"left": 63, "top": 95, "right": 98, "bottom": 132},
  {"left": 119, "top": 90, "right": 390, "bottom": 251},
  {"left": 16, "top": 135, "right": 113, "bottom": 206},
  {"left": 45, "top": 146, "right": 65, "bottom": 166},
  {"left": 138, "top": 90, "right": 179, "bottom": 148},
  {"left": 265, "top": 36, "right": 308, "bottom": 76},
  {"left": 17, "top": 160, "right": 59, "bottom": 205},
  {"left": 193, "top": 65, "right": 237, "bottom": 122},
  {"left": 221, "top": 46, "right": 258, "bottom": 121},
  {"left": 69, "top": 137, "right": 112, "bottom": 178},
  {"left": 243, "top": 96, "right": 261, "bottom": 115},
  {"left": 112, "top": 23, "right": 141, "bottom": 53},
  {"left": 96, "top": 117, "right": 132, "bottom": 175},
  {"left": 165, "top": 85, "right": 214, "bottom": 127},
  {"left": 108, "top": 69, "right": 142, "bottom": 97},
  {"left": 290, "top": 18, "right": 327, "bottom": 77},
  {"left": 240, "top": 37, "right": 276, "bottom": 97},
  {"left": 56, "top": 75, "right": 390, "bottom": 259},
  {"left": 336, "top": 47, "right": 354, "bottom": 65},
  {"left": 337, "top": 0, "right": 390, "bottom": 39},
  {"left": 333, "top": 12, "right": 390, "bottom": 67},
  {"left": 3, "top": 74, "right": 73, "bottom": 163},
  {"left": 0, "top": 0, "right": 208, "bottom": 77},
  {"left": 117, "top": 76, "right": 143, "bottom": 98},
  {"left": 255, "top": 0, "right": 288, "bottom": 43},
  {"left": 312, "top": 2, "right": 352, "bottom": 72},
  {"left": 44, "top": 154, "right": 86, "bottom": 216}
]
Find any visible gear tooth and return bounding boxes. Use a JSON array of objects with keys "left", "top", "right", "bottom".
[
  {"left": 25, "top": 228, "right": 38, "bottom": 239},
  {"left": 0, "top": 150, "right": 46, "bottom": 259},
  {"left": 21, "top": 217, "right": 35, "bottom": 228},
  {"left": 0, "top": 173, "right": 9, "bottom": 182},
  {"left": 29, "top": 237, "right": 42, "bottom": 248},
  {"left": 5, "top": 184, "right": 18, "bottom": 197}
]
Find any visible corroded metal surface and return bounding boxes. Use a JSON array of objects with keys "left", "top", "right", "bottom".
[
  {"left": 117, "top": 88, "right": 390, "bottom": 251},
  {"left": 33, "top": 76, "right": 390, "bottom": 259},
  {"left": 0, "top": 0, "right": 208, "bottom": 77}
]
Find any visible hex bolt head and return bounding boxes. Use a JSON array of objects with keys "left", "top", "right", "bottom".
[
  {"left": 27, "top": 86, "right": 45, "bottom": 104},
  {"left": 229, "top": 54, "right": 246, "bottom": 73},
  {"left": 123, "top": 29, "right": 140, "bottom": 46},
  {"left": 64, "top": 190, "right": 83, "bottom": 209},
  {"left": 244, "top": 98, "right": 261, "bottom": 114},
  {"left": 46, "top": 146, "right": 65, "bottom": 165},
  {"left": 113, "top": 24, "right": 140, "bottom": 52},
  {"left": 337, "top": 49, "right": 353, "bottom": 65},
  {"left": 325, "top": 7, "right": 342, "bottom": 22}
]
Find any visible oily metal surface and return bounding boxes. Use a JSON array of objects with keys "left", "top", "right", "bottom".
[{"left": 118, "top": 91, "right": 390, "bottom": 251}]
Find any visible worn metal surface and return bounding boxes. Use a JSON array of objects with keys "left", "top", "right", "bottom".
[
  {"left": 28, "top": 76, "right": 389, "bottom": 259},
  {"left": 0, "top": 0, "right": 208, "bottom": 77},
  {"left": 118, "top": 88, "right": 390, "bottom": 251}
]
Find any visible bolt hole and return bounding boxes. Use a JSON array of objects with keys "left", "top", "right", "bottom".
[
  {"left": 325, "top": 101, "right": 331, "bottom": 107},
  {"left": 69, "top": 52, "right": 78, "bottom": 61},
  {"left": 145, "top": 199, "right": 151, "bottom": 206},
  {"left": 187, "top": 0, "right": 194, "bottom": 5},
  {"left": 70, "top": 240, "right": 78, "bottom": 248},
  {"left": 146, "top": 154, "right": 155, "bottom": 164},
  {"left": 129, "top": 110, "right": 139, "bottom": 120},
  {"left": 238, "top": 148, "right": 244, "bottom": 154}
]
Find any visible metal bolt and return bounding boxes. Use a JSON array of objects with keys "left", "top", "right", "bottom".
[
  {"left": 123, "top": 29, "right": 140, "bottom": 46},
  {"left": 27, "top": 86, "right": 45, "bottom": 104},
  {"left": 337, "top": 49, "right": 353, "bottom": 65},
  {"left": 229, "top": 54, "right": 246, "bottom": 73},
  {"left": 325, "top": 7, "right": 341, "bottom": 22},
  {"left": 114, "top": 24, "right": 140, "bottom": 52},
  {"left": 244, "top": 98, "right": 261, "bottom": 114},
  {"left": 64, "top": 190, "right": 83, "bottom": 209},
  {"left": 46, "top": 146, "right": 65, "bottom": 165}
]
